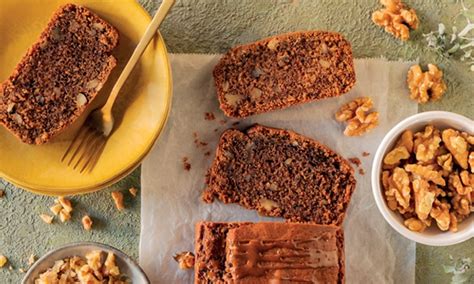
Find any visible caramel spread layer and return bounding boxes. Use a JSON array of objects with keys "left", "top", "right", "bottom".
[{"left": 224, "top": 223, "right": 341, "bottom": 283}]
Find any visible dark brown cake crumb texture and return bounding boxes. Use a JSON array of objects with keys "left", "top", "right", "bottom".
[
  {"left": 204, "top": 125, "right": 356, "bottom": 225},
  {"left": 214, "top": 31, "right": 356, "bottom": 118},
  {"left": 0, "top": 4, "right": 118, "bottom": 144},
  {"left": 362, "top": 151, "right": 370, "bottom": 157}
]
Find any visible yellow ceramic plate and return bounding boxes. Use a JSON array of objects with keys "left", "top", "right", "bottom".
[{"left": 0, "top": 0, "right": 172, "bottom": 195}]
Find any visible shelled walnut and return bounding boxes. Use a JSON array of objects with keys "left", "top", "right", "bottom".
[
  {"left": 335, "top": 97, "right": 379, "bottom": 136},
  {"left": 372, "top": 0, "right": 419, "bottom": 41},
  {"left": 382, "top": 125, "right": 473, "bottom": 232},
  {"left": 407, "top": 64, "right": 447, "bottom": 104},
  {"left": 173, "top": 252, "right": 195, "bottom": 270}
]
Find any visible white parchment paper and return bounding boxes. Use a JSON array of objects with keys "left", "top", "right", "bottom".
[{"left": 140, "top": 54, "right": 417, "bottom": 283}]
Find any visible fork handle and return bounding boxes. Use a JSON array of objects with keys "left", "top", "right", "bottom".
[{"left": 102, "top": 0, "right": 175, "bottom": 114}]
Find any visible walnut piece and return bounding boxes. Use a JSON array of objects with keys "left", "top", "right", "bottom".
[
  {"left": 385, "top": 167, "right": 411, "bottom": 210},
  {"left": 49, "top": 204, "right": 62, "bottom": 216},
  {"left": 39, "top": 214, "right": 54, "bottom": 224},
  {"left": 437, "top": 153, "right": 453, "bottom": 172},
  {"left": 405, "top": 164, "right": 446, "bottom": 186},
  {"left": 104, "top": 252, "right": 120, "bottom": 277},
  {"left": 173, "top": 252, "right": 195, "bottom": 270},
  {"left": 469, "top": 152, "right": 474, "bottom": 173},
  {"left": 371, "top": 0, "right": 419, "bottom": 41},
  {"left": 383, "top": 146, "right": 410, "bottom": 165},
  {"left": 442, "top": 129, "right": 469, "bottom": 169},
  {"left": 82, "top": 215, "right": 93, "bottom": 231},
  {"left": 414, "top": 125, "right": 441, "bottom": 162},
  {"left": 129, "top": 187, "right": 138, "bottom": 198},
  {"left": 404, "top": 218, "right": 426, "bottom": 232},
  {"left": 0, "top": 255, "right": 8, "bottom": 268},
  {"left": 395, "top": 129, "right": 414, "bottom": 153},
  {"left": 111, "top": 191, "right": 125, "bottom": 211},
  {"left": 430, "top": 200, "right": 451, "bottom": 231},
  {"left": 259, "top": 198, "right": 280, "bottom": 212},
  {"left": 335, "top": 97, "right": 379, "bottom": 136},
  {"left": 413, "top": 178, "right": 436, "bottom": 220},
  {"left": 28, "top": 254, "right": 36, "bottom": 266},
  {"left": 407, "top": 64, "right": 447, "bottom": 104}
]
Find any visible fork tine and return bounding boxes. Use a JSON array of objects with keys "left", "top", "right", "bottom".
[
  {"left": 61, "top": 126, "right": 88, "bottom": 162},
  {"left": 67, "top": 128, "right": 96, "bottom": 166},
  {"left": 80, "top": 138, "right": 106, "bottom": 174},
  {"left": 72, "top": 132, "right": 102, "bottom": 170}
]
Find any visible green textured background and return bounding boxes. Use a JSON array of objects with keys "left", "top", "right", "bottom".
[{"left": 1, "top": 0, "right": 473, "bottom": 283}]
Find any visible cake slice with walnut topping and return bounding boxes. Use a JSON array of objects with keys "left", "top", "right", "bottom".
[{"left": 0, "top": 4, "right": 118, "bottom": 144}]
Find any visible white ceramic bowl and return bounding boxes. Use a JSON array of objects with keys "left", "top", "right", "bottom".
[
  {"left": 22, "top": 242, "right": 150, "bottom": 283},
  {"left": 372, "top": 111, "right": 474, "bottom": 246}
]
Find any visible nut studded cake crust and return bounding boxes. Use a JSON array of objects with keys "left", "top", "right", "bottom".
[
  {"left": 0, "top": 4, "right": 118, "bottom": 144},
  {"left": 213, "top": 31, "right": 356, "bottom": 118},
  {"left": 194, "top": 222, "right": 345, "bottom": 284},
  {"left": 204, "top": 124, "right": 356, "bottom": 225}
]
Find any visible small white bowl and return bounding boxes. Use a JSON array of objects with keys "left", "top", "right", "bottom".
[
  {"left": 22, "top": 242, "right": 150, "bottom": 284},
  {"left": 372, "top": 111, "right": 474, "bottom": 246}
]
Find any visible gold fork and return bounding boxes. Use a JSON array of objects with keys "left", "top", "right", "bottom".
[{"left": 62, "top": 0, "right": 175, "bottom": 173}]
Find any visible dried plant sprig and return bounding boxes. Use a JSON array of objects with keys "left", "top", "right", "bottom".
[
  {"left": 423, "top": 1, "right": 474, "bottom": 71},
  {"left": 443, "top": 255, "right": 471, "bottom": 284}
]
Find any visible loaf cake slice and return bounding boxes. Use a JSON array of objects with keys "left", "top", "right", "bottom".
[
  {"left": 213, "top": 31, "right": 356, "bottom": 118},
  {"left": 0, "top": 4, "right": 118, "bottom": 144},
  {"left": 194, "top": 221, "right": 345, "bottom": 284},
  {"left": 204, "top": 125, "right": 356, "bottom": 225}
]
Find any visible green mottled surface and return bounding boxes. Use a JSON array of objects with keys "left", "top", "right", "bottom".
[{"left": 1, "top": 0, "right": 473, "bottom": 283}]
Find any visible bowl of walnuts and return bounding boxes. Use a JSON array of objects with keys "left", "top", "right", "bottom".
[
  {"left": 372, "top": 111, "right": 473, "bottom": 246},
  {"left": 22, "top": 242, "right": 149, "bottom": 283}
]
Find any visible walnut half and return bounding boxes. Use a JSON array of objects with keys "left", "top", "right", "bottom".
[
  {"left": 174, "top": 252, "right": 195, "bottom": 270},
  {"left": 335, "top": 97, "right": 379, "bottom": 136},
  {"left": 407, "top": 64, "right": 447, "bottom": 104},
  {"left": 372, "top": 0, "right": 419, "bottom": 41}
]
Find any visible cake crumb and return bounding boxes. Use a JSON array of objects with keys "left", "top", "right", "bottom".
[
  {"left": 362, "top": 151, "right": 370, "bottom": 157},
  {"left": 204, "top": 151, "right": 211, "bottom": 157},
  {"left": 200, "top": 141, "right": 208, "bottom": 147},
  {"left": 204, "top": 112, "right": 215, "bottom": 121},
  {"left": 82, "top": 215, "right": 93, "bottom": 231},
  {"left": 183, "top": 157, "right": 191, "bottom": 171},
  {"left": 39, "top": 214, "right": 54, "bottom": 224},
  {"left": 111, "top": 191, "right": 125, "bottom": 211},
  {"left": 173, "top": 252, "right": 195, "bottom": 270},
  {"left": 214, "top": 128, "right": 219, "bottom": 132},
  {"left": 18, "top": 268, "right": 25, "bottom": 273},
  {"left": 219, "top": 119, "right": 227, "bottom": 125},
  {"left": 232, "top": 121, "right": 240, "bottom": 126},
  {"left": 0, "top": 255, "right": 7, "bottom": 268},
  {"left": 348, "top": 157, "right": 361, "bottom": 167},
  {"left": 358, "top": 168, "right": 366, "bottom": 175},
  {"left": 0, "top": 190, "right": 4, "bottom": 198},
  {"left": 27, "top": 254, "right": 36, "bottom": 266},
  {"left": 129, "top": 187, "right": 138, "bottom": 198}
]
